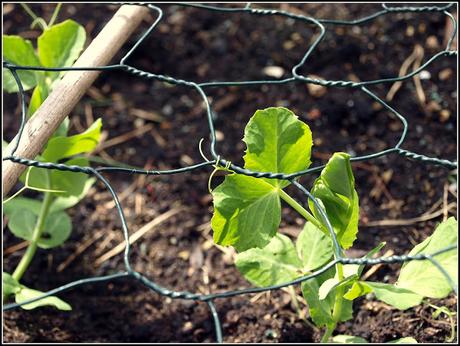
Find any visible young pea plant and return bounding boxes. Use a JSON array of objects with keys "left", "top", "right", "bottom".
[
  {"left": 210, "top": 107, "right": 458, "bottom": 343},
  {"left": 3, "top": 5, "right": 103, "bottom": 311}
]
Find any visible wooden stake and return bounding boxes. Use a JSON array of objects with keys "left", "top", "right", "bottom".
[{"left": 3, "top": 5, "right": 150, "bottom": 197}]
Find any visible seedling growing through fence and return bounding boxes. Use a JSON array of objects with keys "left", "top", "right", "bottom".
[
  {"left": 2, "top": 6, "right": 103, "bottom": 311},
  {"left": 210, "top": 107, "right": 457, "bottom": 343}
]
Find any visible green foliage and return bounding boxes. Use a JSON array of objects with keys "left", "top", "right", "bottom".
[
  {"left": 15, "top": 285, "right": 71, "bottom": 311},
  {"left": 211, "top": 107, "right": 313, "bottom": 251},
  {"left": 210, "top": 107, "right": 457, "bottom": 342},
  {"left": 2, "top": 11, "right": 97, "bottom": 312},
  {"left": 309, "top": 153, "right": 359, "bottom": 249}
]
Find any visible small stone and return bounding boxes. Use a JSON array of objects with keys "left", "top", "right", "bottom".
[
  {"left": 406, "top": 25, "right": 415, "bottom": 37},
  {"left": 307, "top": 75, "right": 327, "bottom": 98},
  {"left": 438, "top": 68, "right": 453, "bottom": 81},
  {"left": 283, "top": 40, "right": 296, "bottom": 50},
  {"left": 419, "top": 70, "right": 431, "bottom": 80},
  {"left": 263, "top": 66, "right": 285, "bottom": 78},
  {"left": 307, "top": 108, "right": 321, "bottom": 120},
  {"left": 426, "top": 35, "right": 440, "bottom": 49},
  {"left": 440, "top": 109, "right": 451, "bottom": 122},
  {"left": 215, "top": 130, "right": 224, "bottom": 142},
  {"left": 372, "top": 102, "right": 383, "bottom": 111},
  {"left": 183, "top": 321, "right": 193, "bottom": 332},
  {"left": 426, "top": 100, "right": 442, "bottom": 113}
]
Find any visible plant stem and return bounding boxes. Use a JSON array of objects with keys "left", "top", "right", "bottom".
[
  {"left": 321, "top": 323, "right": 335, "bottom": 342},
  {"left": 48, "top": 3, "right": 62, "bottom": 27},
  {"left": 12, "top": 176, "right": 53, "bottom": 282},
  {"left": 20, "top": 3, "right": 47, "bottom": 30},
  {"left": 278, "top": 188, "right": 323, "bottom": 230}
]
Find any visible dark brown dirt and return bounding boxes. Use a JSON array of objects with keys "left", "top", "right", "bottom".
[{"left": 2, "top": 3, "right": 457, "bottom": 343}]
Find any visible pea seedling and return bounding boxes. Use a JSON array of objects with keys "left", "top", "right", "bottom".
[
  {"left": 210, "top": 107, "right": 457, "bottom": 343},
  {"left": 3, "top": 5, "right": 103, "bottom": 311}
]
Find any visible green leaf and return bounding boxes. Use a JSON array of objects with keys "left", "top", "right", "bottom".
[
  {"left": 37, "top": 19, "right": 86, "bottom": 80},
  {"left": 318, "top": 274, "right": 358, "bottom": 300},
  {"left": 236, "top": 233, "right": 302, "bottom": 286},
  {"left": 344, "top": 281, "right": 373, "bottom": 301},
  {"left": 363, "top": 282, "right": 423, "bottom": 310},
  {"left": 8, "top": 209, "right": 36, "bottom": 241},
  {"left": 3, "top": 272, "right": 21, "bottom": 297},
  {"left": 3, "top": 197, "right": 42, "bottom": 216},
  {"left": 3, "top": 139, "right": 9, "bottom": 155},
  {"left": 332, "top": 335, "right": 368, "bottom": 343},
  {"left": 386, "top": 337, "right": 417, "bottom": 343},
  {"left": 296, "top": 221, "right": 333, "bottom": 272},
  {"left": 21, "top": 165, "right": 49, "bottom": 190},
  {"left": 37, "top": 211, "right": 72, "bottom": 249},
  {"left": 50, "top": 157, "right": 91, "bottom": 197},
  {"left": 309, "top": 153, "right": 359, "bottom": 249},
  {"left": 356, "top": 242, "right": 386, "bottom": 277},
  {"left": 28, "top": 81, "right": 48, "bottom": 117},
  {"left": 2, "top": 35, "right": 41, "bottom": 92},
  {"left": 42, "top": 118, "right": 102, "bottom": 162},
  {"left": 300, "top": 267, "right": 336, "bottom": 327},
  {"left": 54, "top": 117, "right": 70, "bottom": 138},
  {"left": 243, "top": 107, "right": 313, "bottom": 188},
  {"left": 211, "top": 174, "right": 280, "bottom": 251},
  {"left": 396, "top": 217, "right": 457, "bottom": 298},
  {"left": 50, "top": 177, "right": 96, "bottom": 212},
  {"left": 341, "top": 242, "right": 387, "bottom": 280},
  {"left": 15, "top": 285, "right": 71, "bottom": 311}
]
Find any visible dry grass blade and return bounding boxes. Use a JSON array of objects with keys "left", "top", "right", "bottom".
[
  {"left": 92, "top": 123, "right": 154, "bottom": 153},
  {"left": 94, "top": 207, "right": 183, "bottom": 266},
  {"left": 362, "top": 202, "right": 456, "bottom": 227}
]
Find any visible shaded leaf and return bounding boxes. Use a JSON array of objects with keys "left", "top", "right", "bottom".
[
  {"left": 309, "top": 153, "right": 359, "bottom": 249},
  {"left": 28, "top": 81, "right": 48, "bottom": 117},
  {"left": 211, "top": 174, "right": 280, "bottom": 251},
  {"left": 42, "top": 118, "right": 102, "bottom": 162},
  {"left": 50, "top": 157, "right": 91, "bottom": 197},
  {"left": 363, "top": 282, "right": 423, "bottom": 310},
  {"left": 8, "top": 209, "right": 36, "bottom": 241},
  {"left": 3, "top": 272, "right": 21, "bottom": 297},
  {"left": 296, "top": 221, "right": 333, "bottom": 272},
  {"left": 236, "top": 233, "right": 302, "bottom": 286},
  {"left": 38, "top": 211, "right": 72, "bottom": 249},
  {"left": 3, "top": 197, "right": 42, "bottom": 216},
  {"left": 396, "top": 217, "right": 457, "bottom": 298},
  {"left": 49, "top": 177, "right": 96, "bottom": 212},
  {"left": 300, "top": 267, "right": 336, "bottom": 327},
  {"left": 2, "top": 35, "right": 41, "bottom": 92}
]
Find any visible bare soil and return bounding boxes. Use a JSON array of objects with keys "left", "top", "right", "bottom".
[{"left": 2, "top": 3, "right": 457, "bottom": 343}]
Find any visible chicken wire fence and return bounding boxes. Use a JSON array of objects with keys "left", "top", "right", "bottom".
[{"left": 2, "top": 2, "right": 458, "bottom": 342}]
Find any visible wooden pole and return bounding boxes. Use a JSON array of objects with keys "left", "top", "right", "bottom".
[{"left": 2, "top": 4, "right": 150, "bottom": 197}]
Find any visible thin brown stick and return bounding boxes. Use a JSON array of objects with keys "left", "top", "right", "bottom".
[
  {"left": 386, "top": 45, "right": 419, "bottom": 101},
  {"left": 362, "top": 202, "right": 456, "bottom": 227},
  {"left": 94, "top": 207, "right": 183, "bottom": 266},
  {"left": 3, "top": 241, "right": 29, "bottom": 256},
  {"left": 92, "top": 123, "right": 154, "bottom": 153},
  {"left": 3, "top": 5, "right": 150, "bottom": 197},
  {"left": 57, "top": 231, "right": 105, "bottom": 272}
]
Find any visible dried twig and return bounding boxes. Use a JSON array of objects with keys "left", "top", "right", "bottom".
[
  {"left": 94, "top": 207, "right": 183, "bottom": 266},
  {"left": 362, "top": 202, "right": 456, "bottom": 227}
]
